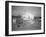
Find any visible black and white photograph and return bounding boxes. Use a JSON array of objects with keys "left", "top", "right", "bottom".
[
  {"left": 12, "top": 6, "right": 41, "bottom": 31},
  {"left": 5, "top": 1, "right": 45, "bottom": 36}
]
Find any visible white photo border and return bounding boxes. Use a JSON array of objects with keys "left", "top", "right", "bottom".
[{"left": 5, "top": 1, "right": 45, "bottom": 36}]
